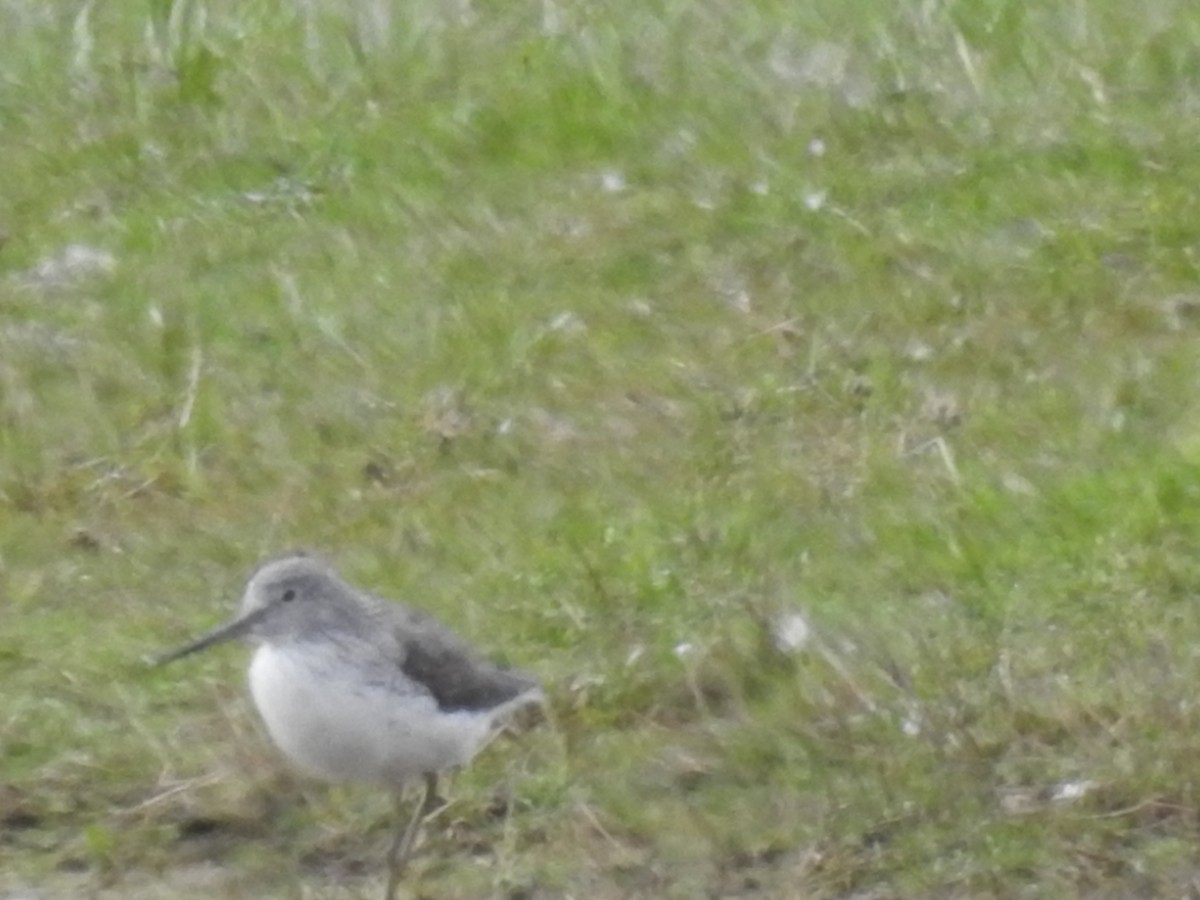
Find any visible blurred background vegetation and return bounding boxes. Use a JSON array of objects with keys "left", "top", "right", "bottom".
[{"left": 4, "top": 0, "right": 1200, "bottom": 896}]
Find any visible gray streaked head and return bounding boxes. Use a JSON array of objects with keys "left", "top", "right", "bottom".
[{"left": 154, "top": 553, "right": 377, "bottom": 665}]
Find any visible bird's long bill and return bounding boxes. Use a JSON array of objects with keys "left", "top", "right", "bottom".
[{"left": 153, "top": 606, "right": 269, "bottom": 666}]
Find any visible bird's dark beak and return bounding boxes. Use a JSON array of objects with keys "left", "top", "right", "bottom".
[{"left": 153, "top": 605, "right": 271, "bottom": 666}]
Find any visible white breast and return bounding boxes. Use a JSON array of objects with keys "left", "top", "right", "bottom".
[{"left": 247, "top": 642, "right": 495, "bottom": 786}]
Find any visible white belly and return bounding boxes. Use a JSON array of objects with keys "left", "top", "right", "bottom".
[{"left": 247, "top": 642, "right": 494, "bottom": 786}]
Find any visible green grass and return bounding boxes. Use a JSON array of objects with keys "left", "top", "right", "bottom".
[{"left": 4, "top": 0, "right": 1200, "bottom": 895}]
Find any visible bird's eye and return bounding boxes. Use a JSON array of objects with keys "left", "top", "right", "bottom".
[{"left": 282, "top": 589, "right": 297, "bottom": 602}]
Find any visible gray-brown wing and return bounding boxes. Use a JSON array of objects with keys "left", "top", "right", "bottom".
[{"left": 375, "top": 598, "right": 540, "bottom": 713}]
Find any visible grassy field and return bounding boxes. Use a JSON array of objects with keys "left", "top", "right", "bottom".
[{"left": 4, "top": 0, "right": 1200, "bottom": 896}]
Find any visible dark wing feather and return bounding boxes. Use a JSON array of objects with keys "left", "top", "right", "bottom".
[{"left": 378, "top": 599, "right": 540, "bottom": 713}]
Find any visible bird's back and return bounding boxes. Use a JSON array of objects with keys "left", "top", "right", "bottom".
[{"left": 365, "top": 594, "right": 543, "bottom": 717}]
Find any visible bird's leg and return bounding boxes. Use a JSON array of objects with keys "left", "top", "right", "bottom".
[
  {"left": 384, "top": 773, "right": 438, "bottom": 900},
  {"left": 420, "top": 772, "right": 447, "bottom": 816}
]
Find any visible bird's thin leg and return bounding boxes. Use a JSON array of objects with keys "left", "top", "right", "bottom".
[
  {"left": 384, "top": 773, "right": 438, "bottom": 900},
  {"left": 420, "top": 772, "right": 446, "bottom": 815}
]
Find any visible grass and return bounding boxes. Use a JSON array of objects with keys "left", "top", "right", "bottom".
[{"left": 4, "top": 0, "right": 1200, "bottom": 895}]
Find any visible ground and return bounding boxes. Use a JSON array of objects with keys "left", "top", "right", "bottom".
[{"left": 4, "top": 0, "right": 1200, "bottom": 897}]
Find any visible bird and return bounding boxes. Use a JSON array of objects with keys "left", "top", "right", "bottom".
[{"left": 154, "top": 552, "right": 544, "bottom": 899}]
